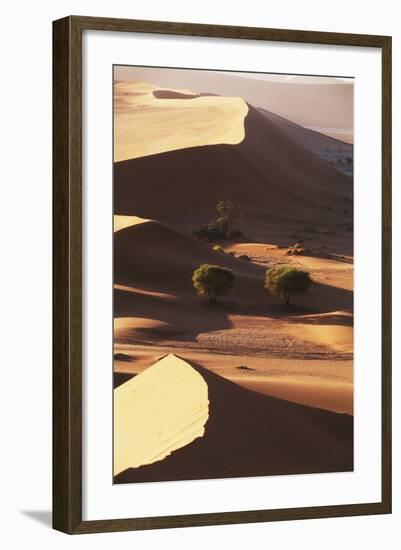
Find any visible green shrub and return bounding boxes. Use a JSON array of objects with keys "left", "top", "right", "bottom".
[
  {"left": 192, "top": 223, "right": 226, "bottom": 242},
  {"left": 192, "top": 264, "right": 234, "bottom": 304},
  {"left": 265, "top": 265, "right": 311, "bottom": 305}
]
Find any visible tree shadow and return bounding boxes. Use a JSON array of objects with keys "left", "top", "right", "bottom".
[
  {"left": 114, "top": 285, "right": 232, "bottom": 339},
  {"left": 223, "top": 279, "right": 353, "bottom": 319}
]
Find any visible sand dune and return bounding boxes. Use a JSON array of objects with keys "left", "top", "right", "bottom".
[
  {"left": 259, "top": 108, "right": 354, "bottom": 150},
  {"left": 115, "top": 348, "right": 353, "bottom": 414},
  {"left": 112, "top": 76, "right": 354, "bottom": 482},
  {"left": 114, "top": 216, "right": 352, "bottom": 311},
  {"left": 115, "top": 354, "right": 353, "bottom": 483},
  {"left": 114, "top": 104, "right": 352, "bottom": 232},
  {"left": 113, "top": 215, "right": 353, "bottom": 396},
  {"left": 114, "top": 68, "right": 353, "bottom": 131},
  {"left": 114, "top": 354, "right": 209, "bottom": 476},
  {"left": 114, "top": 217, "right": 264, "bottom": 297},
  {"left": 113, "top": 214, "right": 150, "bottom": 232},
  {"left": 114, "top": 81, "right": 248, "bottom": 161},
  {"left": 114, "top": 284, "right": 232, "bottom": 341},
  {"left": 231, "top": 376, "right": 353, "bottom": 415},
  {"left": 285, "top": 318, "right": 353, "bottom": 354}
]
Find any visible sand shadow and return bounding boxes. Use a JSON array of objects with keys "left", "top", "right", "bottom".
[
  {"left": 114, "top": 371, "right": 136, "bottom": 389},
  {"left": 114, "top": 286, "right": 232, "bottom": 339},
  {"left": 114, "top": 277, "right": 353, "bottom": 346},
  {"left": 218, "top": 279, "right": 353, "bottom": 319},
  {"left": 114, "top": 105, "right": 352, "bottom": 230},
  {"left": 115, "top": 358, "right": 353, "bottom": 484}
]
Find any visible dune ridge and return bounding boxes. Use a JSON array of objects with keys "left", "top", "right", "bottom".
[
  {"left": 115, "top": 354, "right": 353, "bottom": 483},
  {"left": 113, "top": 216, "right": 352, "bottom": 309},
  {"left": 114, "top": 104, "right": 352, "bottom": 232},
  {"left": 258, "top": 108, "right": 354, "bottom": 150},
  {"left": 114, "top": 354, "right": 209, "bottom": 476},
  {"left": 113, "top": 77, "right": 354, "bottom": 482},
  {"left": 114, "top": 80, "right": 249, "bottom": 161},
  {"left": 114, "top": 69, "right": 353, "bottom": 131},
  {"left": 114, "top": 217, "right": 263, "bottom": 295}
]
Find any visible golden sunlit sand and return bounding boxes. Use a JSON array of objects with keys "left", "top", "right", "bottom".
[
  {"left": 114, "top": 353, "right": 353, "bottom": 483},
  {"left": 113, "top": 214, "right": 150, "bottom": 232},
  {"left": 114, "top": 81, "right": 249, "bottom": 161},
  {"left": 113, "top": 73, "right": 354, "bottom": 482},
  {"left": 114, "top": 354, "right": 209, "bottom": 476}
]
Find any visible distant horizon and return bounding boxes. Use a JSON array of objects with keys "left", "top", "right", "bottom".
[
  {"left": 114, "top": 66, "right": 353, "bottom": 85},
  {"left": 113, "top": 62, "right": 355, "bottom": 484},
  {"left": 113, "top": 65, "right": 354, "bottom": 135}
]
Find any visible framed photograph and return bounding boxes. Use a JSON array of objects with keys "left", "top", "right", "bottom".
[{"left": 53, "top": 16, "right": 392, "bottom": 534}]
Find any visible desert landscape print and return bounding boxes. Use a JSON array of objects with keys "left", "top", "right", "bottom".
[{"left": 113, "top": 66, "right": 354, "bottom": 484}]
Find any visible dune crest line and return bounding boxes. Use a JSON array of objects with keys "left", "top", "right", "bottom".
[
  {"left": 114, "top": 80, "right": 249, "bottom": 161},
  {"left": 113, "top": 354, "right": 209, "bottom": 475}
]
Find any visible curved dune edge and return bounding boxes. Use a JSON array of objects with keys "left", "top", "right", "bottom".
[
  {"left": 114, "top": 81, "right": 249, "bottom": 161},
  {"left": 114, "top": 214, "right": 150, "bottom": 233},
  {"left": 114, "top": 102, "right": 352, "bottom": 233},
  {"left": 152, "top": 89, "right": 199, "bottom": 100},
  {"left": 113, "top": 354, "right": 209, "bottom": 476},
  {"left": 115, "top": 357, "right": 353, "bottom": 483}
]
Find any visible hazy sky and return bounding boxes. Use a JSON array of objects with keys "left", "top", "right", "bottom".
[{"left": 114, "top": 66, "right": 353, "bottom": 133}]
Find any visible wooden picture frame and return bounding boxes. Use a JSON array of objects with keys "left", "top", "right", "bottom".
[{"left": 53, "top": 15, "right": 392, "bottom": 534}]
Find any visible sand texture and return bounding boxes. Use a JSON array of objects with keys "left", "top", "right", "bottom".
[
  {"left": 115, "top": 355, "right": 353, "bottom": 483},
  {"left": 114, "top": 81, "right": 248, "bottom": 161},
  {"left": 112, "top": 75, "right": 354, "bottom": 482},
  {"left": 114, "top": 69, "right": 353, "bottom": 132},
  {"left": 114, "top": 104, "right": 352, "bottom": 233},
  {"left": 114, "top": 354, "right": 209, "bottom": 475}
]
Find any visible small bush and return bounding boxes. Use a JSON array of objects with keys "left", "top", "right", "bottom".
[
  {"left": 192, "top": 264, "right": 234, "bottom": 304},
  {"left": 265, "top": 265, "right": 312, "bottom": 305},
  {"left": 193, "top": 223, "right": 226, "bottom": 242}
]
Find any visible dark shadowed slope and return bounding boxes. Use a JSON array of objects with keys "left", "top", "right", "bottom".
[
  {"left": 258, "top": 108, "right": 353, "bottom": 153},
  {"left": 114, "top": 218, "right": 264, "bottom": 296},
  {"left": 115, "top": 356, "right": 353, "bottom": 483},
  {"left": 114, "top": 105, "right": 352, "bottom": 232},
  {"left": 114, "top": 218, "right": 353, "bottom": 312}
]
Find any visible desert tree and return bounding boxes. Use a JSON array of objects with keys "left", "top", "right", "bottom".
[
  {"left": 264, "top": 264, "right": 312, "bottom": 305},
  {"left": 192, "top": 221, "right": 226, "bottom": 243},
  {"left": 216, "top": 200, "right": 244, "bottom": 238},
  {"left": 192, "top": 264, "right": 234, "bottom": 304}
]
